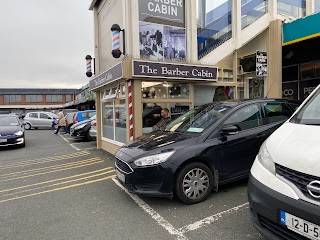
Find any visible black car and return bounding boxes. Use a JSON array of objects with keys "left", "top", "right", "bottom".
[
  {"left": 70, "top": 115, "right": 95, "bottom": 141},
  {"left": 115, "top": 99, "right": 301, "bottom": 204},
  {"left": 0, "top": 114, "right": 26, "bottom": 147}
]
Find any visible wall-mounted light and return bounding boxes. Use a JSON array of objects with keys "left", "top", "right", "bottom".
[
  {"left": 111, "top": 24, "right": 125, "bottom": 58},
  {"left": 85, "top": 55, "right": 95, "bottom": 77}
]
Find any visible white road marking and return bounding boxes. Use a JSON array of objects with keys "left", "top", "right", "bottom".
[
  {"left": 178, "top": 202, "right": 249, "bottom": 233},
  {"left": 60, "top": 135, "right": 69, "bottom": 143},
  {"left": 69, "top": 144, "right": 81, "bottom": 151},
  {"left": 84, "top": 147, "right": 97, "bottom": 150},
  {"left": 112, "top": 178, "right": 188, "bottom": 240}
]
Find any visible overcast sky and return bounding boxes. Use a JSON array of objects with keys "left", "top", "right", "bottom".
[{"left": 0, "top": 0, "right": 94, "bottom": 89}]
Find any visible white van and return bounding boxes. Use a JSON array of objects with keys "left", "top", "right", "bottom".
[{"left": 248, "top": 84, "right": 320, "bottom": 240}]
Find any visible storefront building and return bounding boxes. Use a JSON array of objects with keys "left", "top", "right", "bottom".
[{"left": 88, "top": 0, "right": 320, "bottom": 154}]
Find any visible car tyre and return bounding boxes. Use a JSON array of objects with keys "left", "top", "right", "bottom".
[
  {"left": 24, "top": 123, "right": 31, "bottom": 130},
  {"left": 175, "top": 162, "right": 213, "bottom": 204}
]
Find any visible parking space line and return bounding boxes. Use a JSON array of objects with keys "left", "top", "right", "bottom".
[
  {"left": 0, "top": 167, "right": 114, "bottom": 193},
  {"left": 112, "top": 178, "right": 188, "bottom": 240},
  {"left": 0, "top": 157, "right": 102, "bottom": 177},
  {"left": 0, "top": 174, "right": 116, "bottom": 204},
  {"left": 0, "top": 151, "right": 90, "bottom": 169},
  {"left": 0, "top": 158, "right": 103, "bottom": 183},
  {"left": 2, "top": 169, "right": 116, "bottom": 197},
  {"left": 70, "top": 144, "right": 81, "bottom": 151},
  {"left": 178, "top": 202, "right": 249, "bottom": 234}
]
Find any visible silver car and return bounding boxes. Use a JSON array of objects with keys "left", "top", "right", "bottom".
[
  {"left": 23, "top": 112, "right": 59, "bottom": 130},
  {"left": 88, "top": 118, "right": 96, "bottom": 140}
]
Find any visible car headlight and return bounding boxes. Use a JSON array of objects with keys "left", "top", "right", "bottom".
[
  {"left": 257, "top": 141, "right": 275, "bottom": 174},
  {"left": 14, "top": 130, "right": 23, "bottom": 136},
  {"left": 134, "top": 151, "right": 175, "bottom": 167},
  {"left": 75, "top": 124, "right": 86, "bottom": 130}
]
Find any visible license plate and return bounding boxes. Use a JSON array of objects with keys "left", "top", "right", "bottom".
[
  {"left": 280, "top": 211, "right": 320, "bottom": 240},
  {"left": 0, "top": 139, "right": 7, "bottom": 143},
  {"left": 116, "top": 169, "right": 125, "bottom": 183}
]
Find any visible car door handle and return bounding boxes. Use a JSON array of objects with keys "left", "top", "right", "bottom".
[{"left": 256, "top": 133, "right": 266, "bottom": 139}]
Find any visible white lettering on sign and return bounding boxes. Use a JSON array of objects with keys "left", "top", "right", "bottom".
[
  {"left": 147, "top": 0, "right": 182, "bottom": 17},
  {"left": 304, "top": 87, "right": 316, "bottom": 95},
  {"left": 139, "top": 64, "right": 158, "bottom": 74},
  {"left": 161, "top": 67, "right": 189, "bottom": 76},
  {"left": 192, "top": 69, "right": 213, "bottom": 78}
]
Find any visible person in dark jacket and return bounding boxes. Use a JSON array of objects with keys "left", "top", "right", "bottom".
[
  {"left": 152, "top": 108, "right": 171, "bottom": 131},
  {"left": 142, "top": 103, "right": 162, "bottom": 127}
]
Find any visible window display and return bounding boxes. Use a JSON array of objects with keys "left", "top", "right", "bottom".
[{"left": 142, "top": 82, "right": 189, "bottom": 99}]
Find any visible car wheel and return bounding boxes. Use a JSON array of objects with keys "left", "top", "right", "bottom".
[
  {"left": 175, "top": 162, "right": 213, "bottom": 204},
  {"left": 24, "top": 123, "right": 31, "bottom": 130}
]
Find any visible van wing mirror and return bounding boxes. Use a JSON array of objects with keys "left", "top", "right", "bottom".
[{"left": 221, "top": 125, "right": 239, "bottom": 135}]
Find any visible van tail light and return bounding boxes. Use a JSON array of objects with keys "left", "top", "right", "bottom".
[
  {"left": 74, "top": 118, "right": 78, "bottom": 123},
  {"left": 92, "top": 122, "right": 96, "bottom": 126}
]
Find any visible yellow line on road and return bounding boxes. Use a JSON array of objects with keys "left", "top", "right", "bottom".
[
  {"left": 0, "top": 160, "right": 104, "bottom": 183},
  {"left": 3, "top": 170, "right": 116, "bottom": 197},
  {"left": 0, "top": 157, "right": 101, "bottom": 177},
  {"left": 0, "top": 151, "right": 90, "bottom": 169},
  {"left": 0, "top": 175, "right": 116, "bottom": 203},
  {"left": 0, "top": 167, "right": 114, "bottom": 193}
]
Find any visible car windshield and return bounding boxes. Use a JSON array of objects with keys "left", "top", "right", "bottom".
[
  {"left": 0, "top": 116, "right": 19, "bottom": 126},
  {"left": 165, "top": 104, "right": 234, "bottom": 133},
  {"left": 290, "top": 86, "right": 320, "bottom": 125},
  {"left": 90, "top": 115, "right": 96, "bottom": 120}
]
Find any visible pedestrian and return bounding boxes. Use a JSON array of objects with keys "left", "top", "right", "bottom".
[
  {"left": 152, "top": 108, "right": 171, "bottom": 131},
  {"left": 53, "top": 109, "right": 68, "bottom": 134}
]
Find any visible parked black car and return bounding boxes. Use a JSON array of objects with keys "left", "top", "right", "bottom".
[
  {"left": 0, "top": 114, "right": 26, "bottom": 147},
  {"left": 115, "top": 99, "right": 301, "bottom": 204},
  {"left": 70, "top": 115, "right": 95, "bottom": 141}
]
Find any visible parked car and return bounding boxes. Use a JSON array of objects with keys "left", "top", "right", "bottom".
[
  {"left": 73, "top": 110, "right": 96, "bottom": 124},
  {"left": 89, "top": 118, "right": 96, "bottom": 140},
  {"left": 65, "top": 112, "right": 77, "bottom": 131},
  {"left": 70, "top": 115, "right": 96, "bottom": 141},
  {"left": 23, "top": 112, "right": 59, "bottom": 130},
  {"left": 0, "top": 114, "right": 26, "bottom": 147},
  {"left": 248, "top": 86, "right": 320, "bottom": 240},
  {"left": 115, "top": 98, "right": 301, "bottom": 204}
]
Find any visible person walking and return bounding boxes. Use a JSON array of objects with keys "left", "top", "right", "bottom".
[{"left": 54, "top": 109, "right": 68, "bottom": 134}]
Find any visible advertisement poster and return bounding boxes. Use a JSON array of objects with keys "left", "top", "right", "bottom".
[
  {"left": 256, "top": 51, "right": 267, "bottom": 76},
  {"left": 139, "top": 0, "right": 186, "bottom": 62}
]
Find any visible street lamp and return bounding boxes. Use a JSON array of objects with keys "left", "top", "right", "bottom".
[{"left": 111, "top": 24, "right": 125, "bottom": 58}]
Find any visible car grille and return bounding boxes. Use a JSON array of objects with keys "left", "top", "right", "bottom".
[
  {"left": 115, "top": 158, "right": 133, "bottom": 174},
  {"left": 258, "top": 215, "right": 308, "bottom": 240},
  {"left": 276, "top": 164, "right": 320, "bottom": 202}
]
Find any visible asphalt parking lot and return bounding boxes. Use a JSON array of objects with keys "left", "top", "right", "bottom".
[{"left": 0, "top": 130, "right": 263, "bottom": 240}]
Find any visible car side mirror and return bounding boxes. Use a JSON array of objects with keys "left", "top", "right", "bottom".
[
  {"left": 48, "top": 117, "right": 52, "bottom": 119},
  {"left": 221, "top": 125, "right": 239, "bottom": 136}
]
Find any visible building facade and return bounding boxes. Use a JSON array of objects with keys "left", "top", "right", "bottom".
[
  {"left": 88, "top": 0, "right": 320, "bottom": 154},
  {"left": 0, "top": 88, "right": 78, "bottom": 113}
]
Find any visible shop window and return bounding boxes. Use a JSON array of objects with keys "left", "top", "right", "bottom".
[
  {"left": 249, "top": 77, "right": 264, "bottom": 99},
  {"left": 170, "top": 103, "right": 190, "bottom": 120},
  {"left": 282, "top": 65, "right": 299, "bottom": 82},
  {"left": 300, "top": 61, "right": 320, "bottom": 80},
  {"left": 282, "top": 82, "right": 298, "bottom": 100},
  {"left": 46, "top": 95, "right": 62, "bottom": 102},
  {"left": 26, "top": 95, "right": 42, "bottom": 102},
  {"left": 115, "top": 100, "right": 126, "bottom": 143},
  {"left": 66, "top": 95, "right": 72, "bottom": 102},
  {"left": 102, "top": 101, "right": 115, "bottom": 141},
  {"left": 142, "top": 82, "right": 189, "bottom": 100}
]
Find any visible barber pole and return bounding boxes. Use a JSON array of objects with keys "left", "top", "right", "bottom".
[
  {"left": 86, "top": 59, "right": 92, "bottom": 74},
  {"left": 112, "top": 31, "right": 120, "bottom": 51},
  {"left": 128, "top": 80, "right": 134, "bottom": 141}
]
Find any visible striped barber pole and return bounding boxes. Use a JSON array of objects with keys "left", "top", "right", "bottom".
[
  {"left": 128, "top": 80, "right": 134, "bottom": 141},
  {"left": 112, "top": 31, "right": 120, "bottom": 51},
  {"left": 86, "top": 59, "right": 92, "bottom": 74}
]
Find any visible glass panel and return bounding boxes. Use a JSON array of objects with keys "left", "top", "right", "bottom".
[
  {"left": 102, "top": 102, "right": 114, "bottom": 140},
  {"left": 316, "top": 0, "right": 320, "bottom": 12},
  {"left": 263, "top": 102, "right": 292, "bottom": 124},
  {"left": 249, "top": 77, "right": 264, "bottom": 99},
  {"left": 115, "top": 100, "right": 127, "bottom": 143},
  {"left": 197, "top": 0, "right": 232, "bottom": 59},
  {"left": 29, "top": 113, "right": 38, "bottom": 118},
  {"left": 224, "top": 104, "right": 262, "bottom": 131},
  {"left": 300, "top": 61, "right": 320, "bottom": 80},
  {"left": 282, "top": 82, "right": 299, "bottom": 99},
  {"left": 26, "top": 95, "right": 42, "bottom": 102},
  {"left": 142, "top": 103, "right": 166, "bottom": 133},
  {"left": 142, "top": 82, "right": 168, "bottom": 99},
  {"left": 40, "top": 113, "right": 50, "bottom": 119},
  {"left": 299, "top": 79, "right": 320, "bottom": 100},
  {"left": 168, "top": 83, "right": 189, "bottom": 99},
  {"left": 277, "top": 0, "right": 306, "bottom": 18},
  {"left": 194, "top": 85, "right": 233, "bottom": 107},
  {"left": 282, "top": 66, "right": 299, "bottom": 82},
  {"left": 170, "top": 103, "right": 190, "bottom": 120},
  {"left": 5, "top": 95, "right": 21, "bottom": 102},
  {"left": 241, "top": 0, "right": 268, "bottom": 29},
  {"left": 66, "top": 95, "right": 72, "bottom": 102}
]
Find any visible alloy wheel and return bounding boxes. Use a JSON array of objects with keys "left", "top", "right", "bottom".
[{"left": 182, "top": 168, "right": 209, "bottom": 200}]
